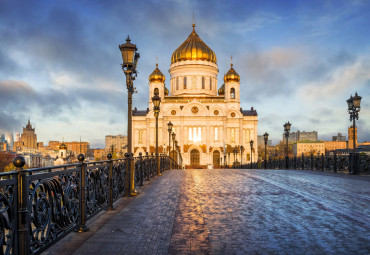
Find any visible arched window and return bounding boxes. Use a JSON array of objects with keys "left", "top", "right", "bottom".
[
  {"left": 176, "top": 78, "right": 179, "bottom": 90},
  {"left": 154, "top": 88, "right": 159, "bottom": 95},
  {"left": 184, "top": 77, "right": 187, "bottom": 89},
  {"left": 202, "top": 77, "right": 205, "bottom": 89},
  {"left": 230, "top": 88, "right": 235, "bottom": 99},
  {"left": 209, "top": 78, "right": 212, "bottom": 90}
]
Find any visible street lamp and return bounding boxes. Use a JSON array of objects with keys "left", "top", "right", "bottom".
[
  {"left": 223, "top": 144, "right": 227, "bottom": 169},
  {"left": 240, "top": 145, "right": 244, "bottom": 168},
  {"left": 152, "top": 91, "right": 161, "bottom": 176},
  {"left": 283, "top": 121, "right": 291, "bottom": 169},
  {"left": 119, "top": 35, "right": 140, "bottom": 197},
  {"left": 175, "top": 140, "right": 179, "bottom": 168},
  {"left": 172, "top": 132, "right": 176, "bottom": 168},
  {"left": 233, "top": 147, "right": 236, "bottom": 169},
  {"left": 263, "top": 132, "right": 269, "bottom": 169},
  {"left": 250, "top": 140, "right": 254, "bottom": 169},
  {"left": 347, "top": 92, "right": 362, "bottom": 174},
  {"left": 167, "top": 121, "right": 173, "bottom": 169}
]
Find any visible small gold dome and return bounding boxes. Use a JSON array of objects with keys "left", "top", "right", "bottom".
[
  {"left": 59, "top": 143, "right": 67, "bottom": 150},
  {"left": 149, "top": 64, "right": 165, "bottom": 83},
  {"left": 218, "top": 84, "right": 225, "bottom": 95},
  {"left": 224, "top": 63, "right": 240, "bottom": 83},
  {"left": 164, "top": 86, "right": 169, "bottom": 96},
  {"left": 171, "top": 24, "right": 217, "bottom": 64}
]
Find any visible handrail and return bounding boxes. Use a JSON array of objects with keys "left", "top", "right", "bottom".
[{"left": 0, "top": 154, "right": 173, "bottom": 255}]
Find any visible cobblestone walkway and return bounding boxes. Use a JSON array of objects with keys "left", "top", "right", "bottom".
[{"left": 50, "top": 169, "right": 370, "bottom": 254}]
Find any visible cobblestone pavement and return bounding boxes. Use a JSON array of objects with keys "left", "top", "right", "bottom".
[{"left": 52, "top": 169, "right": 370, "bottom": 255}]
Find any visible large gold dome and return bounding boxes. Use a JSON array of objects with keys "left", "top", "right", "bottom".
[
  {"left": 224, "top": 63, "right": 240, "bottom": 82},
  {"left": 171, "top": 24, "right": 217, "bottom": 64},
  {"left": 149, "top": 64, "right": 165, "bottom": 83}
]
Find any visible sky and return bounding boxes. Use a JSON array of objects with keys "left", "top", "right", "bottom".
[{"left": 0, "top": 0, "right": 369, "bottom": 148}]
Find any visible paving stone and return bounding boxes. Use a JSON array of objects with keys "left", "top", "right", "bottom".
[{"left": 44, "top": 169, "right": 370, "bottom": 255}]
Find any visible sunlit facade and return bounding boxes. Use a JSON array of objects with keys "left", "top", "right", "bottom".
[{"left": 132, "top": 23, "right": 258, "bottom": 168}]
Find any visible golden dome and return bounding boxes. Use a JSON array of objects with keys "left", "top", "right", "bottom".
[
  {"left": 171, "top": 24, "right": 217, "bottom": 64},
  {"left": 149, "top": 64, "right": 165, "bottom": 83},
  {"left": 164, "top": 86, "right": 169, "bottom": 96},
  {"left": 224, "top": 63, "right": 240, "bottom": 83},
  {"left": 59, "top": 143, "right": 67, "bottom": 150},
  {"left": 218, "top": 84, "right": 225, "bottom": 95}
]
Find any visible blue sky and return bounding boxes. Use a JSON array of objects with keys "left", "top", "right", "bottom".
[{"left": 0, "top": 0, "right": 369, "bottom": 148}]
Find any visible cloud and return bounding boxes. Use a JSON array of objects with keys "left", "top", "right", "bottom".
[{"left": 298, "top": 55, "right": 370, "bottom": 100}]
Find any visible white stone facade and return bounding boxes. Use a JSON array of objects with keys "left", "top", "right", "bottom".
[{"left": 132, "top": 29, "right": 258, "bottom": 168}]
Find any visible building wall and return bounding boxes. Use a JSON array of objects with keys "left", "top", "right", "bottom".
[
  {"left": 285, "top": 130, "right": 318, "bottom": 143},
  {"left": 105, "top": 135, "right": 128, "bottom": 157},
  {"left": 324, "top": 141, "right": 347, "bottom": 152},
  {"left": 293, "top": 141, "right": 325, "bottom": 156}
]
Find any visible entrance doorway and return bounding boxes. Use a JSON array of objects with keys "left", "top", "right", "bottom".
[
  {"left": 190, "top": 149, "right": 200, "bottom": 167},
  {"left": 213, "top": 150, "right": 220, "bottom": 168}
]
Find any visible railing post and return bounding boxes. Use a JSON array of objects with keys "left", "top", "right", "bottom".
[
  {"left": 333, "top": 151, "right": 337, "bottom": 173},
  {"left": 14, "top": 156, "right": 29, "bottom": 255},
  {"left": 107, "top": 153, "right": 114, "bottom": 211},
  {"left": 301, "top": 153, "right": 304, "bottom": 170},
  {"left": 146, "top": 152, "right": 150, "bottom": 181},
  {"left": 77, "top": 154, "right": 89, "bottom": 232},
  {"left": 294, "top": 156, "right": 297, "bottom": 170},
  {"left": 321, "top": 153, "right": 324, "bottom": 171},
  {"left": 139, "top": 152, "right": 144, "bottom": 186}
]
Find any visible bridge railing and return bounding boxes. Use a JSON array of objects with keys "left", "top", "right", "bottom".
[
  {"left": 0, "top": 153, "right": 172, "bottom": 255},
  {"left": 240, "top": 153, "right": 370, "bottom": 174}
]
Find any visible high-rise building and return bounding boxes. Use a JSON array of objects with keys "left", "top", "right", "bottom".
[
  {"left": 283, "top": 130, "right": 318, "bottom": 144},
  {"left": 20, "top": 119, "right": 37, "bottom": 149},
  {"left": 65, "top": 141, "right": 90, "bottom": 156},
  {"left": 348, "top": 126, "right": 357, "bottom": 149}
]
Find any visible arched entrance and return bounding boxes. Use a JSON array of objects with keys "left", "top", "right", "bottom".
[
  {"left": 190, "top": 149, "right": 200, "bottom": 167},
  {"left": 213, "top": 150, "right": 220, "bottom": 168}
]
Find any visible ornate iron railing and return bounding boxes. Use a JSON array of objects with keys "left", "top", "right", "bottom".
[
  {"left": 0, "top": 153, "right": 174, "bottom": 255},
  {"left": 241, "top": 153, "right": 370, "bottom": 174}
]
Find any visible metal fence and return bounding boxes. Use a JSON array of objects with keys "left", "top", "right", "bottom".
[
  {"left": 0, "top": 153, "right": 178, "bottom": 255},
  {"left": 240, "top": 153, "right": 370, "bottom": 174}
]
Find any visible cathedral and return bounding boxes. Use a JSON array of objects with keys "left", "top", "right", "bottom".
[{"left": 132, "top": 23, "right": 258, "bottom": 168}]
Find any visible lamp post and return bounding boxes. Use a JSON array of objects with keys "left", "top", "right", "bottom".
[
  {"left": 152, "top": 91, "right": 161, "bottom": 176},
  {"left": 233, "top": 147, "right": 236, "bottom": 169},
  {"left": 119, "top": 35, "right": 140, "bottom": 197},
  {"left": 283, "top": 122, "right": 291, "bottom": 169},
  {"left": 250, "top": 140, "right": 254, "bottom": 169},
  {"left": 223, "top": 144, "right": 227, "bottom": 169},
  {"left": 240, "top": 145, "right": 244, "bottom": 168},
  {"left": 172, "top": 133, "right": 176, "bottom": 168},
  {"left": 347, "top": 92, "right": 362, "bottom": 175},
  {"left": 263, "top": 132, "right": 269, "bottom": 169},
  {"left": 167, "top": 121, "right": 173, "bottom": 169},
  {"left": 175, "top": 140, "right": 179, "bottom": 168}
]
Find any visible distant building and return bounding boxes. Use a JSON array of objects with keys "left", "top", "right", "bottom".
[
  {"left": 324, "top": 141, "right": 347, "bottom": 153},
  {"left": 105, "top": 135, "right": 128, "bottom": 157},
  {"left": 257, "top": 135, "right": 272, "bottom": 147},
  {"left": 348, "top": 125, "right": 358, "bottom": 149},
  {"left": 284, "top": 130, "right": 318, "bottom": 144},
  {"left": 332, "top": 133, "right": 346, "bottom": 142},
  {"left": 20, "top": 119, "right": 37, "bottom": 149},
  {"left": 22, "top": 153, "right": 42, "bottom": 168},
  {"left": 89, "top": 148, "right": 106, "bottom": 160},
  {"left": 293, "top": 141, "right": 325, "bottom": 156},
  {"left": 65, "top": 141, "right": 90, "bottom": 156}
]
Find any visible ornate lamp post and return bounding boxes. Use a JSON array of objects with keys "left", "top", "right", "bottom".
[
  {"left": 347, "top": 92, "right": 362, "bottom": 174},
  {"left": 283, "top": 122, "right": 291, "bottom": 169},
  {"left": 172, "top": 133, "right": 176, "bottom": 167},
  {"left": 263, "top": 132, "right": 269, "bottom": 169},
  {"left": 175, "top": 140, "right": 179, "bottom": 167},
  {"left": 250, "top": 140, "right": 254, "bottom": 169},
  {"left": 240, "top": 145, "right": 244, "bottom": 168},
  {"left": 167, "top": 121, "right": 173, "bottom": 169},
  {"left": 233, "top": 147, "right": 236, "bottom": 169},
  {"left": 223, "top": 144, "right": 227, "bottom": 169},
  {"left": 119, "top": 36, "right": 140, "bottom": 196},
  {"left": 152, "top": 91, "right": 161, "bottom": 176}
]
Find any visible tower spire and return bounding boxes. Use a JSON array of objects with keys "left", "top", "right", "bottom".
[
  {"left": 231, "top": 55, "right": 233, "bottom": 67},
  {"left": 156, "top": 56, "right": 158, "bottom": 67},
  {"left": 192, "top": 12, "right": 195, "bottom": 30}
]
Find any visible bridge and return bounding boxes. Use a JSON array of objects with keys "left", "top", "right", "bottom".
[{"left": 1, "top": 154, "right": 369, "bottom": 254}]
